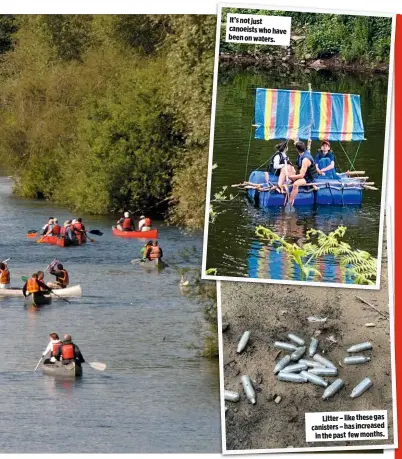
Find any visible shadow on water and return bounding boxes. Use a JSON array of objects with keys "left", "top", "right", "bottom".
[{"left": 207, "top": 67, "right": 388, "bottom": 281}]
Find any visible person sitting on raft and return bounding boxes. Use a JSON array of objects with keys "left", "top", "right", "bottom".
[
  {"left": 138, "top": 215, "right": 152, "bottom": 232},
  {"left": 265, "top": 142, "right": 293, "bottom": 184},
  {"left": 146, "top": 241, "right": 163, "bottom": 261},
  {"left": 0, "top": 262, "right": 10, "bottom": 289},
  {"left": 42, "top": 218, "right": 54, "bottom": 236},
  {"left": 286, "top": 140, "right": 319, "bottom": 206},
  {"left": 42, "top": 332, "right": 62, "bottom": 364},
  {"left": 116, "top": 212, "right": 135, "bottom": 231},
  {"left": 72, "top": 218, "right": 87, "bottom": 243},
  {"left": 37, "top": 271, "right": 50, "bottom": 292},
  {"left": 315, "top": 140, "right": 339, "bottom": 179},
  {"left": 47, "top": 263, "right": 69, "bottom": 289},
  {"left": 60, "top": 220, "right": 76, "bottom": 243},
  {"left": 54, "top": 334, "right": 85, "bottom": 367},
  {"left": 22, "top": 273, "right": 52, "bottom": 302}
]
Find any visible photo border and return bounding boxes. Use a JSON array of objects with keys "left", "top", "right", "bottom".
[{"left": 202, "top": 3, "right": 396, "bottom": 291}]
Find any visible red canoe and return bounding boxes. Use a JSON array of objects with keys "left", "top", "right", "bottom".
[
  {"left": 37, "top": 236, "right": 85, "bottom": 246},
  {"left": 112, "top": 226, "right": 158, "bottom": 239}
]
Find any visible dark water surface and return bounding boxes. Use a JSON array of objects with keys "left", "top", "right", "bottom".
[
  {"left": 0, "top": 177, "right": 220, "bottom": 453},
  {"left": 207, "top": 67, "right": 389, "bottom": 281}
]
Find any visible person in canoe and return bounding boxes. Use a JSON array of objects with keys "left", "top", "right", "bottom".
[
  {"left": 0, "top": 261, "right": 10, "bottom": 289},
  {"left": 265, "top": 142, "right": 294, "bottom": 189},
  {"left": 22, "top": 272, "right": 52, "bottom": 303},
  {"left": 116, "top": 212, "right": 135, "bottom": 232},
  {"left": 37, "top": 271, "right": 50, "bottom": 292},
  {"left": 47, "top": 263, "right": 69, "bottom": 289},
  {"left": 54, "top": 334, "right": 85, "bottom": 367},
  {"left": 42, "top": 333, "right": 62, "bottom": 364},
  {"left": 60, "top": 220, "right": 77, "bottom": 244},
  {"left": 146, "top": 241, "right": 163, "bottom": 261},
  {"left": 138, "top": 215, "right": 152, "bottom": 232},
  {"left": 140, "top": 240, "right": 153, "bottom": 261},
  {"left": 315, "top": 140, "right": 339, "bottom": 179},
  {"left": 52, "top": 218, "right": 61, "bottom": 236},
  {"left": 286, "top": 140, "right": 319, "bottom": 206},
  {"left": 42, "top": 218, "right": 54, "bottom": 236},
  {"left": 72, "top": 218, "right": 87, "bottom": 244}
]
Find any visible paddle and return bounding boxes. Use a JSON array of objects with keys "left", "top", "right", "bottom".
[
  {"left": 1, "top": 258, "right": 10, "bottom": 264},
  {"left": 87, "top": 361, "right": 107, "bottom": 371},
  {"left": 20, "top": 276, "right": 71, "bottom": 304},
  {"left": 34, "top": 356, "right": 43, "bottom": 371},
  {"left": 131, "top": 258, "right": 146, "bottom": 265}
]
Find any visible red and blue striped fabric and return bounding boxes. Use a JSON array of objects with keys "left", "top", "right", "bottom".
[{"left": 254, "top": 88, "right": 365, "bottom": 142}]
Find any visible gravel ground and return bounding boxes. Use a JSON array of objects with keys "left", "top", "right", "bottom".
[{"left": 220, "top": 239, "right": 394, "bottom": 452}]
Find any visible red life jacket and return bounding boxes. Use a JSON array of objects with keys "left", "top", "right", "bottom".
[
  {"left": 0, "top": 268, "right": 10, "bottom": 284},
  {"left": 56, "top": 269, "right": 69, "bottom": 287},
  {"left": 27, "top": 278, "right": 40, "bottom": 293},
  {"left": 60, "top": 226, "right": 66, "bottom": 237},
  {"left": 52, "top": 224, "right": 61, "bottom": 235},
  {"left": 144, "top": 217, "right": 152, "bottom": 227},
  {"left": 51, "top": 342, "right": 62, "bottom": 357},
  {"left": 122, "top": 218, "right": 133, "bottom": 230},
  {"left": 149, "top": 246, "right": 161, "bottom": 260},
  {"left": 61, "top": 343, "right": 75, "bottom": 360}
]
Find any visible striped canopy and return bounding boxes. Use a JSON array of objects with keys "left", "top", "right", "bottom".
[{"left": 254, "top": 88, "right": 365, "bottom": 142}]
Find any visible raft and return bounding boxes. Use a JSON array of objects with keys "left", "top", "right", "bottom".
[
  {"left": 247, "top": 171, "right": 365, "bottom": 208},
  {"left": 24, "top": 294, "right": 52, "bottom": 307},
  {"left": 0, "top": 284, "right": 82, "bottom": 298},
  {"left": 112, "top": 226, "right": 158, "bottom": 239},
  {"left": 42, "top": 361, "right": 82, "bottom": 378}
]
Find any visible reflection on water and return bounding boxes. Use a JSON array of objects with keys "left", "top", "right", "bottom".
[
  {"left": 207, "top": 67, "right": 387, "bottom": 281},
  {"left": 248, "top": 241, "right": 353, "bottom": 283}
]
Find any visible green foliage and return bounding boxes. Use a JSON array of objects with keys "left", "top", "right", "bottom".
[
  {"left": 0, "top": 14, "right": 216, "bottom": 224},
  {"left": 256, "top": 224, "right": 377, "bottom": 285},
  {"left": 0, "top": 15, "right": 17, "bottom": 54},
  {"left": 220, "top": 9, "right": 392, "bottom": 63}
]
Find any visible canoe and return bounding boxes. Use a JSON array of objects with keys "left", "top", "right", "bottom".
[
  {"left": 112, "top": 226, "right": 158, "bottom": 239},
  {"left": 139, "top": 258, "right": 166, "bottom": 270},
  {"left": 36, "top": 236, "right": 85, "bottom": 246},
  {"left": 24, "top": 294, "right": 52, "bottom": 307},
  {"left": 0, "top": 284, "right": 82, "bottom": 298},
  {"left": 42, "top": 361, "right": 82, "bottom": 378}
]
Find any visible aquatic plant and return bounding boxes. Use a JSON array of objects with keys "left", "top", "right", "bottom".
[{"left": 255, "top": 225, "right": 377, "bottom": 285}]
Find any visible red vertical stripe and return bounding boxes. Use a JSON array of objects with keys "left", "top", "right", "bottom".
[
  {"left": 287, "top": 91, "right": 295, "bottom": 138},
  {"left": 270, "top": 90, "right": 277, "bottom": 136},
  {"left": 395, "top": 14, "right": 401, "bottom": 459},
  {"left": 325, "top": 93, "right": 332, "bottom": 140},
  {"left": 341, "top": 94, "right": 350, "bottom": 141}
]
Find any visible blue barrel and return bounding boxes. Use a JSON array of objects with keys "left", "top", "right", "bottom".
[{"left": 343, "top": 187, "right": 363, "bottom": 205}]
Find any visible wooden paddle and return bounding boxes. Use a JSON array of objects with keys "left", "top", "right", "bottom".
[{"left": 21, "top": 276, "right": 71, "bottom": 304}]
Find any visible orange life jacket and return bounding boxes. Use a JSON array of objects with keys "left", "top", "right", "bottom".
[
  {"left": 61, "top": 343, "right": 75, "bottom": 360},
  {"left": 51, "top": 342, "right": 62, "bottom": 357},
  {"left": 149, "top": 246, "right": 161, "bottom": 260},
  {"left": 144, "top": 217, "right": 152, "bottom": 227},
  {"left": 27, "top": 278, "right": 40, "bottom": 293},
  {"left": 52, "top": 224, "right": 61, "bottom": 235},
  {"left": 56, "top": 269, "right": 69, "bottom": 287},
  {"left": 0, "top": 268, "right": 10, "bottom": 284},
  {"left": 122, "top": 218, "right": 133, "bottom": 230}
]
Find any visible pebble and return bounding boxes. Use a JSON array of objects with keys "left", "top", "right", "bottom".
[
  {"left": 365, "top": 323, "right": 376, "bottom": 327},
  {"left": 274, "top": 396, "right": 282, "bottom": 404}
]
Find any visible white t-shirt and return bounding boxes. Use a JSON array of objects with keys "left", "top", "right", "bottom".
[
  {"left": 43, "top": 339, "right": 62, "bottom": 357},
  {"left": 273, "top": 151, "right": 289, "bottom": 170}
]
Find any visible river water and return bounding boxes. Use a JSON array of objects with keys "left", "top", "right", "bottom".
[
  {"left": 206, "top": 67, "right": 389, "bottom": 282},
  {"left": 0, "top": 176, "right": 220, "bottom": 453}
]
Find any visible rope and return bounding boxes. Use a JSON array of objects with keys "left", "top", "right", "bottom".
[
  {"left": 244, "top": 123, "right": 254, "bottom": 181},
  {"left": 337, "top": 142, "right": 355, "bottom": 171},
  {"left": 350, "top": 141, "right": 363, "bottom": 171}
]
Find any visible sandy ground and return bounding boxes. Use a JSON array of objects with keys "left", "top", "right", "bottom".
[{"left": 221, "top": 238, "right": 394, "bottom": 451}]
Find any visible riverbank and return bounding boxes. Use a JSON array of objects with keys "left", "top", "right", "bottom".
[{"left": 219, "top": 53, "right": 390, "bottom": 75}]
